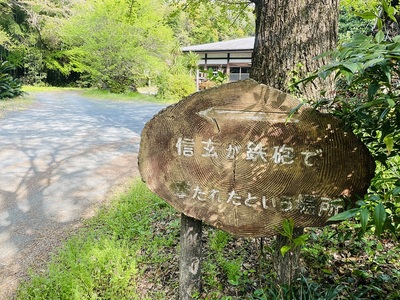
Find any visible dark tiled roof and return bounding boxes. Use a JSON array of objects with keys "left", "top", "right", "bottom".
[{"left": 182, "top": 37, "right": 255, "bottom": 52}]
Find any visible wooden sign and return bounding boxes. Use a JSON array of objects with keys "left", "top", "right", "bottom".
[{"left": 139, "top": 80, "right": 375, "bottom": 237}]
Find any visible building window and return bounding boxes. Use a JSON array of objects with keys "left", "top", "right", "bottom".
[{"left": 229, "top": 67, "right": 250, "bottom": 82}]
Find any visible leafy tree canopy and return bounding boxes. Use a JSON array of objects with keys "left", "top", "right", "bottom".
[
  {"left": 57, "top": 0, "right": 175, "bottom": 92},
  {"left": 340, "top": 0, "right": 380, "bottom": 12},
  {"left": 166, "top": 0, "right": 255, "bottom": 45}
]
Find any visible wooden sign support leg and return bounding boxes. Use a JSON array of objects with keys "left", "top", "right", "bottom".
[
  {"left": 273, "top": 227, "right": 304, "bottom": 285},
  {"left": 179, "top": 213, "right": 202, "bottom": 300}
]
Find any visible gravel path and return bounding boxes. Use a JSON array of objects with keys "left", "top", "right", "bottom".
[{"left": 0, "top": 91, "right": 165, "bottom": 299}]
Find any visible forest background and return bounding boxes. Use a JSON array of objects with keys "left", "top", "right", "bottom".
[
  {"left": 0, "top": 0, "right": 376, "bottom": 99},
  {"left": 0, "top": 0, "right": 256, "bottom": 99}
]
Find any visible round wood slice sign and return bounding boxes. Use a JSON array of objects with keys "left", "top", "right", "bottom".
[{"left": 139, "top": 80, "right": 375, "bottom": 237}]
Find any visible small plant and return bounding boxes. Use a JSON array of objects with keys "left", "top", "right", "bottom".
[
  {"left": 0, "top": 61, "right": 23, "bottom": 100},
  {"left": 202, "top": 68, "right": 228, "bottom": 85},
  {"left": 278, "top": 218, "right": 309, "bottom": 257}
]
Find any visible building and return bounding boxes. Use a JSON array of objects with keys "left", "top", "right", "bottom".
[{"left": 182, "top": 37, "right": 254, "bottom": 87}]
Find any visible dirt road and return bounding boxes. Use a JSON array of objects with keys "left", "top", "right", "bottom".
[{"left": 0, "top": 91, "right": 165, "bottom": 299}]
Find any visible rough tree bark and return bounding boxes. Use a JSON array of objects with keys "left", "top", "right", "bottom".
[
  {"left": 249, "top": 0, "right": 339, "bottom": 285},
  {"left": 250, "top": 0, "right": 339, "bottom": 99}
]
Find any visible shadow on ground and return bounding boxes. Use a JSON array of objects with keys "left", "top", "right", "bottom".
[{"left": 0, "top": 91, "right": 165, "bottom": 299}]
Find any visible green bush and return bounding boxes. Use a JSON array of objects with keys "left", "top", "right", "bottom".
[
  {"left": 157, "top": 72, "right": 196, "bottom": 101},
  {"left": 338, "top": 5, "right": 373, "bottom": 42},
  {"left": 0, "top": 61, "right": 23, "bottom": 99},
  {"left": 101, "top": 77, "right": 131, "bottom": 94},
  {"left": 296, "top": 29, "right": 400, "bottom": 237}
]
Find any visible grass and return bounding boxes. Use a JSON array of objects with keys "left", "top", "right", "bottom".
[
  {"left": 1, "top": 86, "right": 172, "bottom": 118},
  {"left": 81, "top": 89, "right": 163, "bottom": 103},
  {"left": 21, "top": 85, "right": 176, "bottom": 104},
  {"left": 16, "top": 180, "right": 400, "bottom": 300},
  {"left": 17, "top": 180, "right": 179, "bottom": 299},
  {"left": 21, "top": 86, "right": 82, "bottom": 92}
]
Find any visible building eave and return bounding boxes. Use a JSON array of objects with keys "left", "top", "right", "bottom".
[{"left": 182, "top": 37, "right": 255, "bottom": 53}]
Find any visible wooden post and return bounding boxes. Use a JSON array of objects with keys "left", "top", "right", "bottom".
[{"left": 179, "top": 213, "right": 203, "bottom": 300}]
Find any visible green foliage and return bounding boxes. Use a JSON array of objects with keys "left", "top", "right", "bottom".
[
  {"left": 339, "top": 6, "right": 373, "bottom": 42},
  {"left": 0, "top": 60, "right": 23, "bottom": 99},
  {"left": 294, "top": 3, "right": 400, "bottom": 236},
  {"left": 302, "top": 225, "right": 400, "bottom": 300},
  {"left": 156, "top": 72, "right": 196, "bottom": 101},
  {"left": 278, "top": 218, "right": 309, "bottom": 257},
  {"left": 354, "top": 0, "right": 398, "bottom": 33},
  {"left": 0, "top": 1, "right": 20, "bottom": 53},
  {"left": 0, "top": 28, "right": 13, "bottom": 50},
  {"left": 21, "top": 47, "right": 47, "bottom": 85},
  {"left": 0, "top": 1, "right": 76, "bottom": 85},
  {"left": 21, "top": 238, "right": 138, "bottom": 299},
  {"left": 206, "top": 231, "right": 247, "bottom": 287},
  {"left": 340, "top": 0, "right": 380, "bottom": 12},
  {"left": 201, "top": 226, "right": 399, "bottom": 299},
  {"left": 57, "top": 0, "right": 175, "bottom": 93},
  {"left": 181, "top": 51, "right": 199, "bottom": 76},
  {"left": 81, "top": 88, "right": 164, "bottom": 103},
  {"left": 202, "top": 68, "right": 228, "bottom": 85},
  {"left": 167, "top": 0, "right": 255, "bottom": 45}
]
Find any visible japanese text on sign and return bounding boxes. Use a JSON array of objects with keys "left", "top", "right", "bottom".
[
  {"left": 176, "top": 137, "right": 322, "bottom": 167},
  {"left": 175, "top": 183, "right": 343, "bottom": 217}
]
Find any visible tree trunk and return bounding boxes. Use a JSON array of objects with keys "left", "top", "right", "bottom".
[
  {"left": 273, "top": 227, "right": 304, "bottom": 285},
  {"left": 250, "top": 0, "right": 339, "bottom": 285},
  {"left": 250, "top": 0, "right": 339, "bottom": 99}
]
